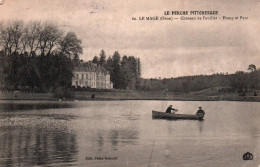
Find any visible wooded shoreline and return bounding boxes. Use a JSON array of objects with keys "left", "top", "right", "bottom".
[{"left": 1, "top": 89, "right": 259, "bottom": 102}]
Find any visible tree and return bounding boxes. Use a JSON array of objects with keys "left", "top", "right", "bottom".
[
  {"left": 99, "top": 49, "right": 106, "bottom": 66},
  {"left": 38, "top": 22, "right": 63, "bottom": 56},
  {"left": 247, "top": 64, "right": 258, "bottom": 89},
  {"left": 0, "top": 20, "right": 25, "bottom": 55},
  {"left": 120, "top": 56, "right": 130, "bottom": 89},
  {"left": 137, "top": 58, "right": 141, "bottom": 78},
  {"left": 72, "top": 54, "right": 80, "bottom": 67},
  {"left": 60, "top": 31, "right": 83, "bottom": 59},
  {"left": 0, "top": 21, "right": 26, "bottom": 88},
  {"left": 10, "top": 21, "right": 25, "bottom": 54},
  {"left": 111, "top": 51, "right": 121, "bottom": 89},
  {"left": 104, "top": 56, "right": 113, "bottom": 72},
  {"left": 92, "top": 56, "right": 98, "bottom": 64},
  {"left": 126, "top": 56, "right": 138, "bottom": 90},
  {"left": 248, "top": 64, "right": 256, "bottom": 72},
  {"left": 22, "top": 21, "right": 41, "bottom": 56},
  {"left": 135, "top": 58, "right": 141, "bottom": 90}
]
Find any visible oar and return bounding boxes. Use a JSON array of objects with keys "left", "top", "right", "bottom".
[{"left": 156, "top": 112, "right": 167, "bottom": 119}]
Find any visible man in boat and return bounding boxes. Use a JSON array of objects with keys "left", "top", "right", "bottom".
[
  {"left": 165, "top": 105, "right": 178, "bottom": 114},
  {"left": 196, "top": 107, "right": 205, "bottom": 116}
]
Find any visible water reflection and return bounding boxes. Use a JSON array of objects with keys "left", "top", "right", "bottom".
[
  {"left": 97, "top": 132, "right": 104, "bottom": 152},
  {"left": 197, "top": 120, "right": 205, "bottom": 133},
  {"left": 167, "top": 122, "right": 174, "bottom": 135},
  {"left": 0, "top": 124, "right": 78, "bottom": 166},
  {"left": 0, "top": 100, "right": 260, "bottom": 167},
  {"left": 110, "top": 129, "right": 119, "bottom": 148},
  {"left": 0, "top": 101, "right": 76, "bottom": 111},
  {"left": 109, "top": 128, "right": 139, "bottom": 148}
]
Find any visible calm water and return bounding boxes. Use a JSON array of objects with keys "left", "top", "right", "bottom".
[{"left": 0, "top": 100, "right": 260, "bottom": 167}]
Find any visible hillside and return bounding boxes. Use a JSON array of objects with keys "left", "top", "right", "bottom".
[{"left": 138, "top": 71, "right": 260, "bottom": 94}]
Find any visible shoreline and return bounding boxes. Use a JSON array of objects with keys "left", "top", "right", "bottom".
[{"left": 0, "top": 91, "right": 259, "bottom": 102}]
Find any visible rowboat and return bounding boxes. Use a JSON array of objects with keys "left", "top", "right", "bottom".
[{"left": 152, "top": 110, "right": 204, "bottom": 120}]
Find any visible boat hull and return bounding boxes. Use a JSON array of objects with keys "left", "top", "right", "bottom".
[{"left": 152, "top": 110, "right": 204, "bottom": 120}]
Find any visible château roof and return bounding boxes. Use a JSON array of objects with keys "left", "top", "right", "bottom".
[{"left": 75, "top": 61, "right": 109, "bottom": 75}]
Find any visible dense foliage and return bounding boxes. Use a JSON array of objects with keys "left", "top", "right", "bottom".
[
  {"left": 139, "top": 68, "right": 260, "bottom": 93},
  {"left": 0, "top": 20, "right": 82, "bottom": 92},
  {"left": 92, "top": 50, "right": 141, "bottom": 89},
  {"left": 1, "top": 20, "right": 257, "bottom": 94}
]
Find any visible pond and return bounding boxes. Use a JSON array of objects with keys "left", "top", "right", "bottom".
[{"left": 0, "top": 100, "right": 259, "bottom": 167}]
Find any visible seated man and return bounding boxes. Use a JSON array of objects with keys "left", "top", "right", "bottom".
[
  {"left": 196, "top": 107, "right": 205, "bottom": 116},
  {"left": 165, "top": 105, "right": 178, "bottom": 114}
]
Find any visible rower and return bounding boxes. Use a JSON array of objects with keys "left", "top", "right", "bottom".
[
  {"left": 196, "top": 107, "right": 205, "bottom": 116},
  {"left": 165, "top": 105, "right": 178, "bottom": 114}
]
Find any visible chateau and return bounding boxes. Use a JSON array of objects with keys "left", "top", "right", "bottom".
[{"left": 72, "top": 62, "right": 113, "bottom": 89}]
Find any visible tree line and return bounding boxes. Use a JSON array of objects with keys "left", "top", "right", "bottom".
[
  {"left": 139, "top": 64, "right": 260, "bottom": 94},
  {"left": 2, "top": 20, "right": 256, "bottom": 94},
  {"left": 91, "top": 50, "right": 141, "bottom": 90},
  {"left": 0, "top": 20, "right": 82, "bottom": 92},
  {"left": 0, "top": 20, "right": 142, "bottom": 92}
]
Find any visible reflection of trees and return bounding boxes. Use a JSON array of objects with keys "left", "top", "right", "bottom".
[
  {"left": 0, "top": 102, "right": 75, "bottom": 111},
  {"left": 109, "top": 128, "right": 139, "bottom": 148},
  {"left": 110, "top": 129, "right": 119, "bottom": 147},
  {"left": 97, "top": 132, "right": 104, "bottom": 152},
  {"left": 95, "top": 127, "right": 140, "bottom": 151},
  {"left": 0, "top": 125, "right": 78, "bottom": 166}
]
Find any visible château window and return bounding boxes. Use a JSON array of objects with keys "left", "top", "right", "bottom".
[
  {"left": 76, "top": 74, "right": 78, "bottom": 79},
  {"left": 81, "top": 74, "right": 84, "bottom": 79}
]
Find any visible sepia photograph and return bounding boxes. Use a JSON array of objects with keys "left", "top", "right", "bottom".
[{"left": 0, "top": 0, "right": 260, "bottom": 166}]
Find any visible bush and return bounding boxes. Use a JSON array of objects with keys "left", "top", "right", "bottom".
[{"left": 53, "top": 87, "right": 75, "bottom": 99}]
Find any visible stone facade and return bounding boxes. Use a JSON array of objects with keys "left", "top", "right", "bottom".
[{"left": 72, "top": 62, "right": 113, "bottom": 89}]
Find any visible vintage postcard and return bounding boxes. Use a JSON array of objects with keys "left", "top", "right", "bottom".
[{"left": 0, "top": 0, "right": 259, "bottom": 167}]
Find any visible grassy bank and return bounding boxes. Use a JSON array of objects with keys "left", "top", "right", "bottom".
[{"left": 0, "top": 87, "right": 260, "bottom": 102}]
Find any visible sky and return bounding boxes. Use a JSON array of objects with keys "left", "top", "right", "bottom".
[{"left": 0, "top": 0, "right": 259, "bottom": 78}]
